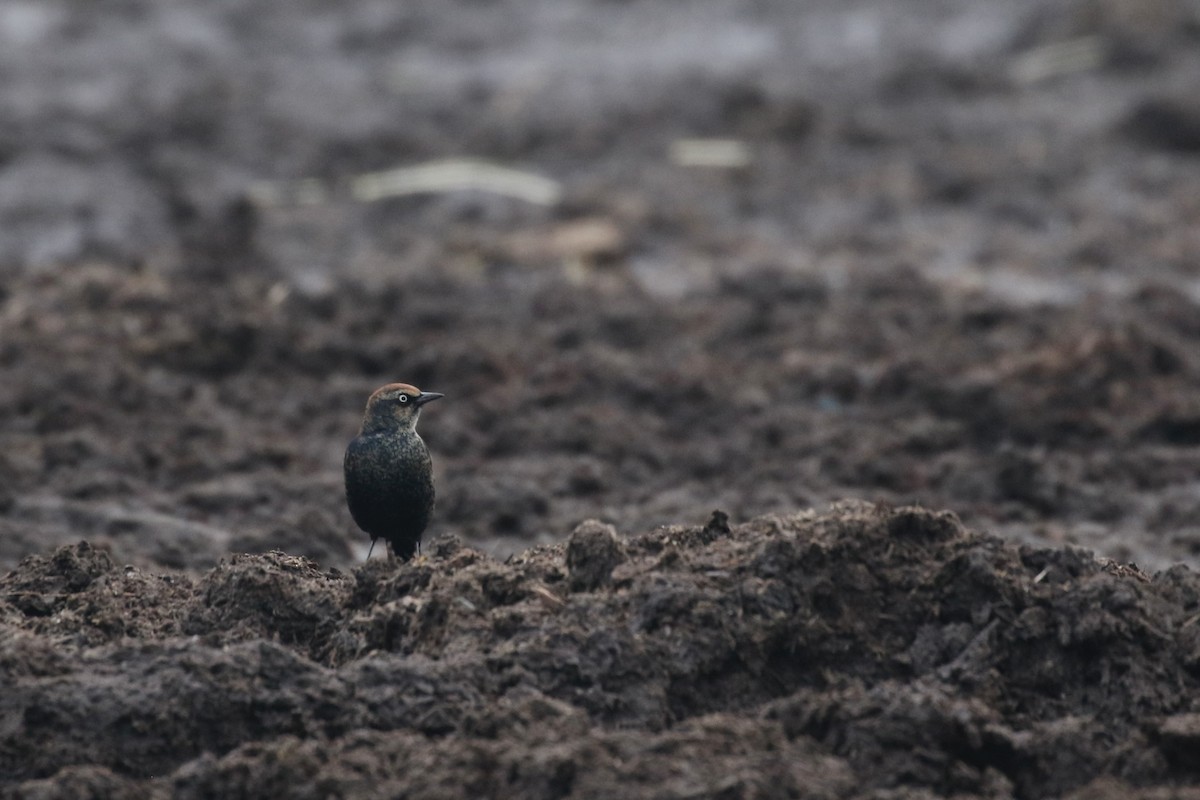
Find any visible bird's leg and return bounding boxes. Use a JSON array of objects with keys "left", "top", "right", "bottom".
[{"left": 367, "top": 538, "right": 377, "bottom": 560}]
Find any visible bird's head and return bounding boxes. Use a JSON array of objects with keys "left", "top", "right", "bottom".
[{"left": 360, "top": 382, "right": 444, "bottom": 433}]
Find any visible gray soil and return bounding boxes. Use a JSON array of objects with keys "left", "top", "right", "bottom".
[{"left": 4, "top": 0, "right": 1200, "bottom": 797}]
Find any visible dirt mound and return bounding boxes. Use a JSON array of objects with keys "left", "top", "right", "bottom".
[{"left": 3, "top": 505, "right": 1199, "bottom": 798}]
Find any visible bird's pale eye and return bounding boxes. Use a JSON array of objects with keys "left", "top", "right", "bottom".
[{"left": 398, "top": 394, "right": 409, "bottom": 403}]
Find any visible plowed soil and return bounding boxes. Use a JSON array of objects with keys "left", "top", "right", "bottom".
[
  {"left": 6, "top": 507, "right": 1200, "bottom": 799},
  {"left": 4, "top": 0, "right": 1200, "bottom": 797}
]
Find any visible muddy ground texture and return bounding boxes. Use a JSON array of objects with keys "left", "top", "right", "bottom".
[
  {"left": 5, "top": 0, "right": 1200, "bottom": 796},
  {"left": 6, "top": 506, "right": 1200, "bottom": 799}
]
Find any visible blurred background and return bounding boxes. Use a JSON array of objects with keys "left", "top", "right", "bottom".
[{"left": 2, "top": 0, "right": 1200, "bottom": 571}]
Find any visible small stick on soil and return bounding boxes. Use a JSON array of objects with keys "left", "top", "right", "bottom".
[{"left": 530, "top": 584, "right": 566, "bottom": 610}]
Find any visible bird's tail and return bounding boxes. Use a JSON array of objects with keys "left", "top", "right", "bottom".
[{"left": 391, "top": 537, "right": 419, "bottom": 561}]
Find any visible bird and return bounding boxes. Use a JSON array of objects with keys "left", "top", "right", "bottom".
[{"left": 344, "top": 382, "right": 444, "bottom": 560}]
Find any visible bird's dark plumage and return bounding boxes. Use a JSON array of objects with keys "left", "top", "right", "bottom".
[{"left": 344, "top": 383, "right": 443, "bottom": 560}]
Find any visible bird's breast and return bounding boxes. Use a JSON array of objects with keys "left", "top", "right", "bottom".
[{"left": 345, "top": 432, "right": 432, "bottom": 479}]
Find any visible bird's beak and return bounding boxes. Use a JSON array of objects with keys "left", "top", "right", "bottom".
[{"left": 414, "top": 392, "right": 444, "bottom": 407}]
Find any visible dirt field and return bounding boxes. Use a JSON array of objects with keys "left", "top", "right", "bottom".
[{"left": 4, "top": 0, "right": 1200, "bottom": 796}]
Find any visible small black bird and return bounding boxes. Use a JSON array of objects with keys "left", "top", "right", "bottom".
[{"left": 344, "top": 383, "right": 443, "bottom": 560}]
